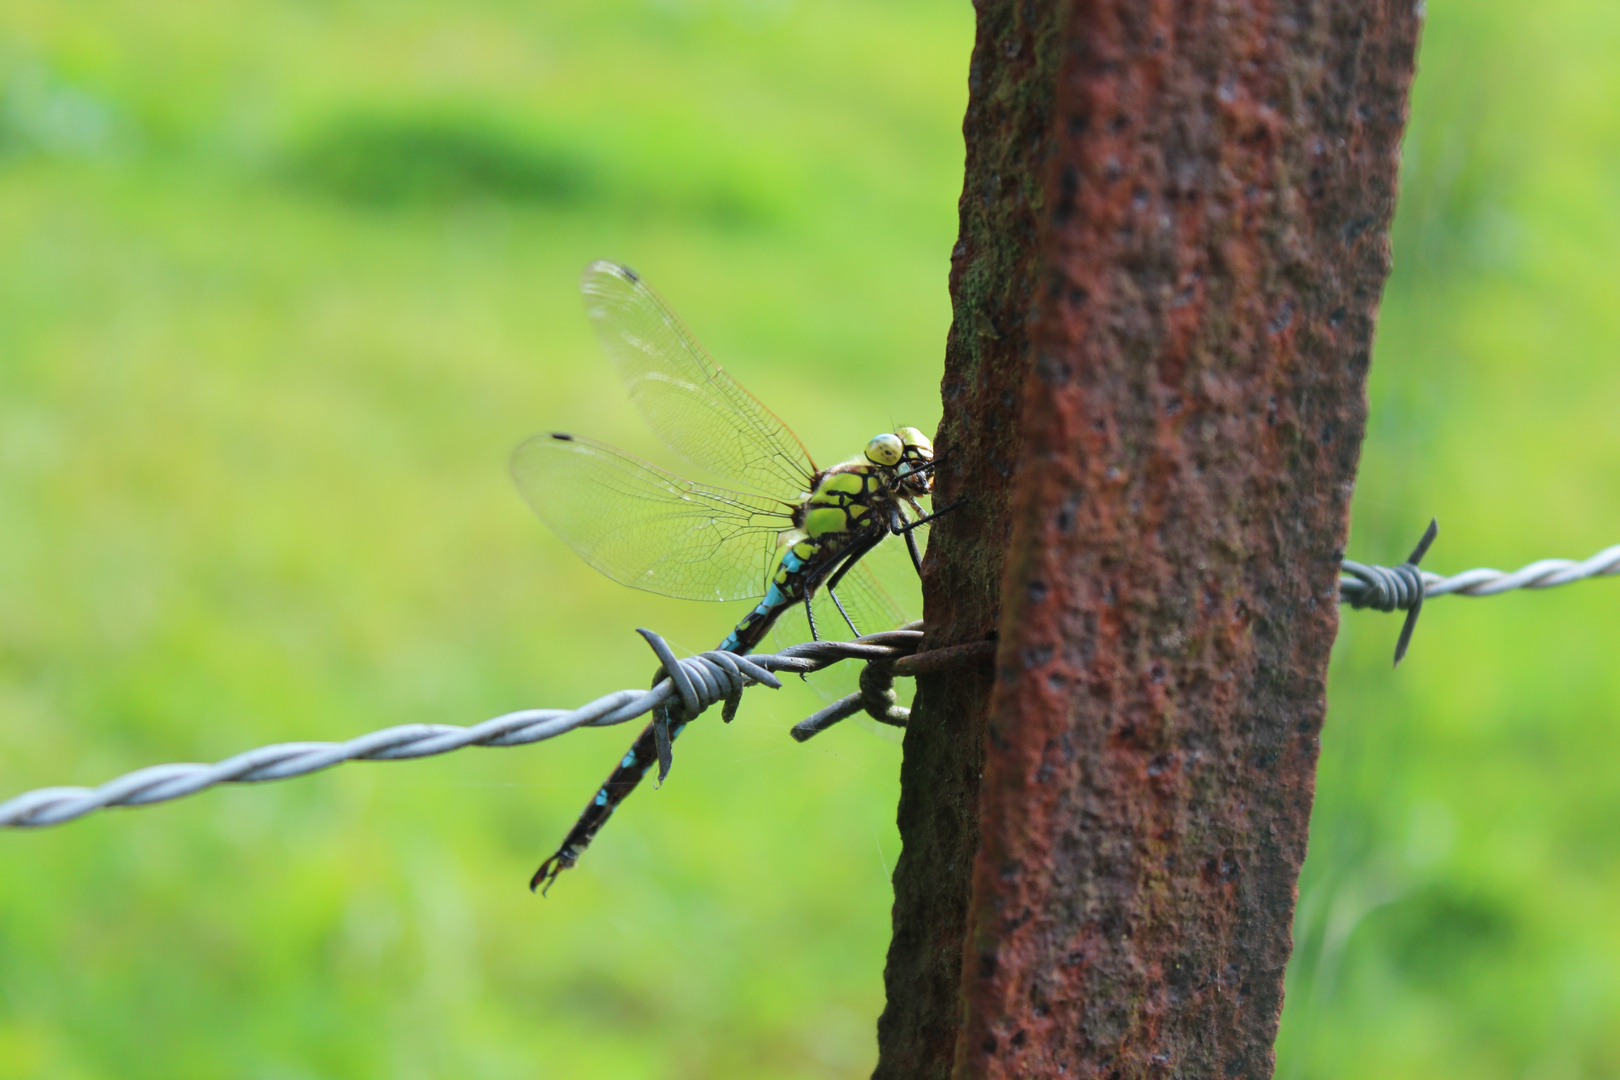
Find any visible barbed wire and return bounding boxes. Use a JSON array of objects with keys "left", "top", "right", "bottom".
[
  {"left": 5, "top": 533, "right": 1617, "bottom": 831},
  {"left": 1341, "top": 522, "right": 1620, "bottom": 663},
  {"left": 1342, "top": 538, "right": 1620, "bottom": 603},
  {"left": 1418, "top": 545, "right": 1620, "bottom": 597},
  {"left": 0, "top": 628, "right": 932, "bottom": 829}
]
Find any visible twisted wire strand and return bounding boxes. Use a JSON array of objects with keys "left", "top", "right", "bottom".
[
  {"left": 0, "top": 629, "right": 924, "bottom": 829},
  {"left": 1419, "top": 544, "right": 1620, "bottom": 597},
  {"left": 1342, "top": 542, "right": 1620, "bottom": 603},
  {"left": 1339, "top": 524, "right": 1616, "bottom": 664},
  {"left": 7, "top": 538, "right": 1619, "bottom": 831}
]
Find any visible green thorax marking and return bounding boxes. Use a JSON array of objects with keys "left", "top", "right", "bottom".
[
  {"left": 760, "top": 463, "right": 892, "bottom": 595},
  {"left": 800, "top": 464, "right": 887, "bottom": 540}
]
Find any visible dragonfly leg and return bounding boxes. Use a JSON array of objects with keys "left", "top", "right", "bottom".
[
  {"left": 828, "top": 587, "right": 861, "bottom": 638},
  {"left": 794, "top": 527, "right": 883, "bottom": 643},
  {"left": 887, "top": 504, "right": 926, "bottom": 576},
  {"left": 902, "top": 519, "right": 924, "bottom": 576},
  {"left": 821, "top": 531, "right": 885, "bottom": 635},
  {"left": 898, "top": 500, "right": 959, "bottom": 533},
  {"left": 890, "top": 499, "right": 960, "bottom": 577},
  {"left": 824, "top": 531, "right": 882, "bottom": 593}
]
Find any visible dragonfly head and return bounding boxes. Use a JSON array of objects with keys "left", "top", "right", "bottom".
[{"left": 865, "top": 427, "right": 934, "bottom": 497}]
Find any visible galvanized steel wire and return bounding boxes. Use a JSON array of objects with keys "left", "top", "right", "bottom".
[
  {"left": 1416, "top": 544, "right": 1620, "bottom": 597},
  {"left": 0, "top": 629, "right": 924, "bottom": 829},
  {"left": 6, "top": 535, "right": 1619, "bottom": 831},
  {"left": 1340, "top": 528, "right": 1620, "bottom": 663},
  {"left": 1342, "top": 540, "right": 1620, "bottom": 602}
]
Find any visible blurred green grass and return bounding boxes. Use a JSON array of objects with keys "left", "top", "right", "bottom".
[{"left": 0, "top": 2, "right": 1617, "bottom": 1078}]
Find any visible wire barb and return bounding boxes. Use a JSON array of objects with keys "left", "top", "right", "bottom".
[{"left": 1341, "top": 517, "right": 1438, "bottom": 665}]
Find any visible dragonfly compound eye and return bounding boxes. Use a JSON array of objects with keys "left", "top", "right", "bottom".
[
  {"left": 895, "top": 426, "right": 933, "bottom": 458},
  {"left": 866, "top": 433, "right": 904, "bottom": 466}
]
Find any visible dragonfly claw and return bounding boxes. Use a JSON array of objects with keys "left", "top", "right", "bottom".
[{"left": 531, "top": 846, "right": 577, "bottom": 895}]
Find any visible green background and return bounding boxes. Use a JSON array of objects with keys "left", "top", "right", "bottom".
[{"left": 1, "top": 2, "right": 1616, "bottom": 1077}]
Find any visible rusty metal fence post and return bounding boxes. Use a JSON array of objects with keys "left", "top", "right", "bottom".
[{"left": 877, "top": 2, "right": 1422, "bottom": 1076}]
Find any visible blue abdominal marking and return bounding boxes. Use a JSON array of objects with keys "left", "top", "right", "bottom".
[
  {"left": 594, "top": 789, "right": 608, "bottom": 806},
  {"left": 717, "top": 550, "right": 808, "bottom": 652},
  {"left": 621, "top": 751, "right": 637, "bottom": 769}
]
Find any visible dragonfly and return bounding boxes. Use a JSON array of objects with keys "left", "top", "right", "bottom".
[{"left": 512, "top": 261, "right": 941, "bottom": 893}]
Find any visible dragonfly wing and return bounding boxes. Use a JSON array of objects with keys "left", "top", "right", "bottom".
[
  {"left": 512, "top": 433, "right": 793, "bottom": 602},
  {"left": 847, "top": 519, "right": 925, "bottom": 628},
  {"left": 581, "top": 261, "right": 818, "bottom": 497}
]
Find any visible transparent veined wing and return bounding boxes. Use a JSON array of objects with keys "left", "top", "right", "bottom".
[
  {"left": 581, "top": 261, "right": 818, "bottom": 498},
  {"left": 851, "top": 512, "right": 927, "bottom": 626},
  {"left": 511, "top": 432, "right": 794, "bottom": 602}
]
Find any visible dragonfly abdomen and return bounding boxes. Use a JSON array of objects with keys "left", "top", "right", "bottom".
[{"left": 718, "top": 544, "right": 815, "bottom": 654}]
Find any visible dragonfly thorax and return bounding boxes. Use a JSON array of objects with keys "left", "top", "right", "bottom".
[
  {"left": 787, "top": 427, "right": 934, "bottom": 543},
  {"left": 798, "top": 467, "right": 887, "bottom": 542}
]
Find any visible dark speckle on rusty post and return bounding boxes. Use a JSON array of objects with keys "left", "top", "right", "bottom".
[{"left": 874, "top": 1, "right": 1420, "bottom": 1077}]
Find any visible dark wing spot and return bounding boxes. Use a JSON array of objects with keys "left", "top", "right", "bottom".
[
  {"left": 550, "top": 433, "right": 574, "bottom": 442},
  {"left": 619, "top": 264, "right": 640, "bottom": 283}
]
